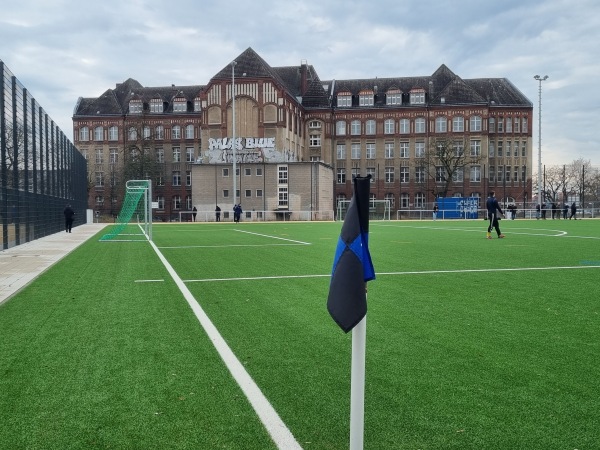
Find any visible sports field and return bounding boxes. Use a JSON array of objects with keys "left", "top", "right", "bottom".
[{"left": 1, "top": 218, "right": 599, "bottom": 449}]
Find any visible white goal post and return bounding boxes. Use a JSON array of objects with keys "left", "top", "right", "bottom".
[{"left": 336, "top": 199, "right": 391, "bottom": 221}]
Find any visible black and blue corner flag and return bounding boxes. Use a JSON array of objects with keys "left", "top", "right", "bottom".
[{"left": 327, "top": 176, "right": 375, "bottom": 333}]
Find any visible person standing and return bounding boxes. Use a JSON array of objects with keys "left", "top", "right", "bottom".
[
  {"left": 192, "top": 206, "right": 197, "bottom": 222},
  {"left": 569, "top": 202, "right": 577, "bottom": 220},
  {"left": 215, "top": 205, "right": 221, "bottom": 222},
  {"left": 64, "top": 204, "right": 75, "bottom": 233},
  {"left": 432, "top": 204, "right": 439, "bottom": 221},
  {"left": 486, "top": 191, "right": 505, "bottom": 239},
  {"left": 563, "top": 203, "right": 569, "bottom": 219}
]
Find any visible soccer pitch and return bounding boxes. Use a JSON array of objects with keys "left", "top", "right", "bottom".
[{"left": 1, "top": 219, "right": 599, "bottom": 449}]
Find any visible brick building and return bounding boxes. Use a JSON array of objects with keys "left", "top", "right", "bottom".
[{"left": 72, "top": 47, "right": 533, "bottom": 221}]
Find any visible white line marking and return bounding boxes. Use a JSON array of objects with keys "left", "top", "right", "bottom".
[
  {"left": 134, "top": 279, "right": 165, "bottom": 283},
  {"left": 148, "top": 240, "right": 302, "bottom": 450},
  {"left": 157, "top": 243, "right": 307, "bottom": 249},
  {"left": 233, "top": 229, "right": 311, "bottom": 245},
  {"left": 183, "top": 265, "right": 600, "bottom": 283}
]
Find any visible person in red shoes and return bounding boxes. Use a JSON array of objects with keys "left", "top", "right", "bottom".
[{"left": 486, "top": 191, "right": 505, "bottom": 239}]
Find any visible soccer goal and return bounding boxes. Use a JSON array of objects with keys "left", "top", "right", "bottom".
[
  {"left": 100, "top": 180, "right": 152, "bottom": 242},
  {"left": 336, "top": 199, "right": 391, "bottom": 221}
]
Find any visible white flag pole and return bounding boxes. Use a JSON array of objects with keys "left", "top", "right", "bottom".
[{"left": 349, "top": 311, "right": 366, "bottom": 450}]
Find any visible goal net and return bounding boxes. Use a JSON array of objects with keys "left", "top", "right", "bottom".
[
  {"left": 100, "top": 180, "right": 152, "bottom": 242},
  {"left": 336, "top": 199, "right": 391, "bottom": 221}
]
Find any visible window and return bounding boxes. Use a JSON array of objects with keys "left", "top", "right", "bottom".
[
  {"left": 470, "top": 115, "right": 482, "bottom": 132},
  {"left": 245, "top": 189, "right": 252, "bottom": 198},
  {"left": 309, "top": 120, "right": 321, "bottom": 129},
  {"left": 351, "top": 167, "right": 360, "bottom": 179},
  {"left": 79, "top": 126, "right": 89, "bottom": 141},
  {"left": 521, "top": 141, "right": 527, "bottom": 157},
  {"left": 244, "top": 168, "right": 251, "bottom": 176},
  {"left": 173, "top": 100, "right": 187, "bottom": 113},
  {"left": 506, "top": 117, "right": 512, "bottom": 133},
  {"left": 521, "top": 166, "right": 527, "bottom": 182},
  {"left": 415, "top": 142, "right": 425, "bottom": 158},
  {"left": 337, "top": 144, "right": 346, "bottom": 159},
  {"left": 522, "top": 117, "right": 528, "bottom": 133},
  {"left": 155, "top": 125, "right": 164, "bottom": 139},
  {"left": 400, "top": 142, "right": 409, "bottom": 159},
  {"left": 309, "top": 135, "right": 321, "bottom": 147},
  {"left": 186, "top": 171, "right": 192, "bottom": 186},
  {"left": 337, "top": 94, "right": 352, "bottom": 107},
  {"left": 278, "top": 165, "right": 288, "bottom": 184},
  {"left": 351, "top": 120, "right": 361, "bottom": 135},
  {"left": 185, "top": 124, "right": 194, "bottom": 139},
  {"left": 128, "top": 127, "right": 137, "bottom": 141},
  {"left": 156, "top": 173, "right": 165, "bottom": 186},
  {"left": 129, "top": 100, "right": 142, "bottom": 114},
  {"left": 401, "top": 193, "right": 409, "bottom": 208},
  {"left": 384, "top": 119, "right": 394, "bottom": 134},
  {"left": 452, "top": 117, "right": 464, "bottom": 132},
  {"left": 410, "top": 91, "right": 425, "bottom": 104},
  {"left": 95, "top": 171, "right": 104, "bottom": 187},
  {"left": 194, "top": 98, "right": 202, "bottom": 112},
  {"left": 156, "top": 148, "right": 164, "bottom": 163},
  {"left": 497, "top": 118, "right": 504, "bottom": 133},
  {"left": 366, "top": 143, "right": 376, "bottom": 159},
  {"left": 498, "top": 141, "right": 503, "bottom": 157},
  {"left": 415, "top": 193, "right": 425, "bottom": 208},
  {"left": 489, "top": 166, "right": 495, "bottom": 182},
  {"left": 143, "top": 126, "right": 151, "bottom": 139},
  {"left": 94, "top": 126, "right": 103, "bottom": 141},
  {"left": 497, "top": 166, "right": 503, "bottom": 182},
  {"left": 186, "top": 196, "right": 192, "bottom": 210},
  {"left": 514, "top": 118, "right": 520, "bottom": 133},
  {"left": 399, "top": 118, "right": 410, "bottom": 134},
  {"left": 470, "top": 165, "right": 481, "bottom": 183},
  {"left": 489, "top": 118, "right": 496, "bottom": 133},
  {"left": 172, "top": 196, "right": 181, "bottom": 210},
  {"left": 415, "top": 118, "right": 426, "bottom": 133},
  {"left": 172, "top": 171, "right": 181, "bottom": 186},
  {"left": 336, "top": 121, "right": 346, "bottom": 135},
  {"left": 436, "top": 166, "right": 445, "bottom": 183},
  {"left": 453, "top": 167, "right": 464, "bottom": 183},
  {"left": 505, "top": 166, "right": 511, "bottom": 182},
  {"left": 470, "top": 140, "right": 481, "bottom": 157},
  {"left": 223, "top": 189, "right": 229, "bottom": 198},
  {"left": 359, "top": 93, "right": 374, "bottom": 106},
  {"left": 351, "top": 143, "right": 361, "bottom": 159},
  {"left": 514, "top": 167, "right": 519, "bottom": 183},
  {"left": 365, "top": 120, "right": 376, "bottom": 135},
  {"left": 278, "top": 187, "right": 288, "bottom": 207},
  {"left": 109, "top": 148, "right": 118, "bottom": 164},
  {"left": 256, "top": 167, "right": 263, "bottom": 176},
  {"left": 514, "top": 141, "right": 519, "bottom": 157},
  {"left": 454, "top": 142, "right": 464, "bottom": 157},
  {"left": 337, "top": 168, "right": 346, "bottom": 184},
  {"left": 385, "top": 167, "right": 394, "bottom": 183},
  {"left": 435, "top": 116, "right": 447, "bottom": 133},
  {"left": 172, "top": 125, "right": 181, "bottom": 139},
  {"left": 256, "top": 189, "right": 263, "bottom": 197},
  {"left": 400, "top": 166, "right": 409, "bottom": 183},
  {"left": 156, "top": 196, "right": 164, "bottom": 210},
  {"left": 415, "top": 167, "right": 425, "bottom": 183},
  {"left": 95, "top": 195, "right": 104, "bottom": 205},
  {"left": 506, "top": 141, "right": 512, "bottom": 157},
  {"left": 150, "top": 99, "right": 163, "bottom": 113},
  {"left": 385, "top": 193, "right": 395, "bottom": 208},
  {"left": 366, "top": 167, "right": 376, "bottom": 181},
  {"left": 173, "top": 147, "right": 181, "bottom": 162},
  {"left": 95, "top": 149, "right": 103, "bottom": 164},
  {"left": 108, "top": 126, "right": 118, "bottom": 141},
  {"left": 186, "top": 147, "right": 194, "bottom": 162},
  {"left": 385, "top": 142, "right": 394, "bottom": 159},
  {"left": 386, "top": 90, "right": 402, "bottom": 105},
  {"left": 489, "top": 141, "right": 495, "bottom": 158}
]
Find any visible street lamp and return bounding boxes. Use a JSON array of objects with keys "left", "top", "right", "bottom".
[
  {"left": 534, "top": 74, "right": 548, "bottom": 214},
  {"left": 231, "top": 60, "right": 237, "bottom": 208}
]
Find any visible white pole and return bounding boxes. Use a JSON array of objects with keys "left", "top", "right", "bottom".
[
  {"left": 534, "top": 75, "right": 548, "bottom": 212},
  {"left": 232, "top": 61, "right": 237, "bottom": 209},
  {"left": 350, "top": 313, "right": 366, "bottom": 450}
]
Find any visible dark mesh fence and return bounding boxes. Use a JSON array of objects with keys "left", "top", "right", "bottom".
[{"left": 1, "top": 61, "right": 87, "bottom": 250}]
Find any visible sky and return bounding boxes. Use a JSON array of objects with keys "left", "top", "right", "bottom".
[{"left": 1, "top": 0, "right": 599, "bottom": 168}]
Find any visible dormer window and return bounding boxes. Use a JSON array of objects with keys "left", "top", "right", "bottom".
[
  {"left": 129, "top": 100, "right": 142, "bottom": 114},
  {"left": 359, "top": 90, "right": 374, "bottom": 107},
  {"left": 409, "top": 89, "right": 426, "bottom": 105},
  {"left": 337, "top": 92, "right": 352, "bottom": 107},
  {"left": 386, "top": 89, "right": 402, "bottom": 105},
  {"left": 309, "top": 120, "right": 321, "bottom": 129},
  {"left": 150, "top": 99, "right": 163, "bottom": 113},
  {"left": 194, "top": 98, "right": 202, "bottom": 112},
  {"left": 173, "top": 98, "right": 187, "bottom": 113}
]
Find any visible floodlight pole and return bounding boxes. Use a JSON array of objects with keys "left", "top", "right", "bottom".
[
  {"left": 232, "top": 61, "right": 237, "bottom": 208},
  {"left": 534, "top": 75, "right": 548, "bottom": 213}
]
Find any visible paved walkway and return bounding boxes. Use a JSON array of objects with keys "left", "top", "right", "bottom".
[{"left": 0, "top": 223, "right": 107, "bottom": 305}]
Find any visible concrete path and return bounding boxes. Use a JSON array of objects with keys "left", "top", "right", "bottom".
[{"left": 0, "top": 223, "right": 107, "bottom": 305}]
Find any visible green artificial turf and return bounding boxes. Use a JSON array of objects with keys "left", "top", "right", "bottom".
[{"left": 1, "top": 219, "right": 599, "bottom": 449}]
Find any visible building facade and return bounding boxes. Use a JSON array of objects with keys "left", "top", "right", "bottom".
[{"left": 72, "top": 47, "right": 533, "bottom": 221}]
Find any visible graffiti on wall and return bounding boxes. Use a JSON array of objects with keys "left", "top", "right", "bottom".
[{"left": 201, "top": 137, "right": 299, "bottom": 164}]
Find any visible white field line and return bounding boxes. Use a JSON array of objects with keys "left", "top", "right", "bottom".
[
  {"left": 148, "top": 240, "right": 302, "bottom": 450},
  {"left": 157, "top": 243, "right": 307, "bottom": 249},
  {"left": 182, "top": 264, "right": 600, "bottom": 283},
  {"left": 232, "top": 229, "right": 311, "bottom": 245}
]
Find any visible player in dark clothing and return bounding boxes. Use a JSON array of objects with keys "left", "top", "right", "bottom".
[
  {"left": 486, "top": 191, "right": 505, "bottom": 239},
  {"left": 64, "top": 204, "right": 75, "bottom": 233}
]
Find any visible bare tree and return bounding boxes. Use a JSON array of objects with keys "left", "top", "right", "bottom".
[{"left": 415, "top": 137, "right": 484, "bottom": 201}]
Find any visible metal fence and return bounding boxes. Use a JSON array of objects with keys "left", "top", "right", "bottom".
[{"left": 1, "top": 61, "right": 88, "bottom": 250}]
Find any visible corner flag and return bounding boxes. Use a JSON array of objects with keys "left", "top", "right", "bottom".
[{"left": 327, "top": 176, "right": 375, "bottom": 333}]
